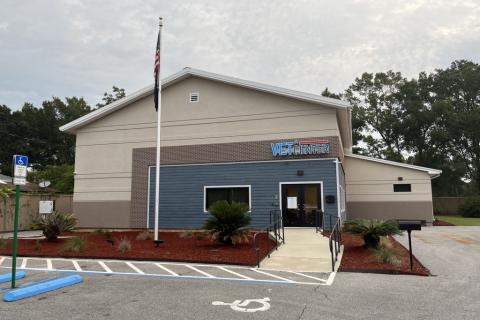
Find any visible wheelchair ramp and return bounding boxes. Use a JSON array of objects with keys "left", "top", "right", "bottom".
[{"left": 260, "top": 228, "right": 333, "bottom": 272}]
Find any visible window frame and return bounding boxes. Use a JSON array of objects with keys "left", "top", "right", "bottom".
[
  {"left": 393, "top": 183, "right": 412, "bottom": 192},
  {"left": 203, "top": 185, "right": 251, "bottom": 213}
]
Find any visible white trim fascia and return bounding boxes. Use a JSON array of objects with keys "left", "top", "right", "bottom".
[
  {"left": 278, "top": 181, "right": 324, "bottom": 214},
  {"left": 159, "top": 157, "right": 337, "bottom": 168},
  {"left": 203, "top": 185, "right": 252, "bottom": 213},
  {"left": 345, "top": 154, "right": 442, "bottom": 178},
  {"left": 60, "top": 85, "right": 153, "bottom": 133},
  {"left": 59, "top": 67, "right": 351, "bottom": 133}
]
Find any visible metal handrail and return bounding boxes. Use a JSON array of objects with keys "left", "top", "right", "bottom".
[
  {"left": 315, "top": 210, "right": 323, "bottom": 233},
  {"left": 326, "top": 214, "right": 342, "bottom": 271},
  {"left": 253, "top": 209, "right": 285, "bottom": 268}
]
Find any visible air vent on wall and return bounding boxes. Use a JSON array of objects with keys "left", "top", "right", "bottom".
[{"left": 190, "top": 92, "right": 199, "bottom": 103}]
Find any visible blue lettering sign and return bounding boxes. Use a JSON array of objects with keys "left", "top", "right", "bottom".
[{"left": 271, "top": 140, "right": 330, "bottom": 157}]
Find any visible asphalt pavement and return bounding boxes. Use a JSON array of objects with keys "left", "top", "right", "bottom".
[{"left": 0, "top": 226, "right": 479, "bottom": 320}]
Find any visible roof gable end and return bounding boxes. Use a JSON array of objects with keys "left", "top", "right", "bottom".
[{"left": 60, "top": 67, "right": 351, "bottom": 133}]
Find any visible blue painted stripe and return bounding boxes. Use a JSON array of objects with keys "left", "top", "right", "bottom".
[
  {"left": 3, "top": 275, "right": 83, "bottom": 302},
  {"left": 0, "top": 272, "right": 26, "bottom": 284}
]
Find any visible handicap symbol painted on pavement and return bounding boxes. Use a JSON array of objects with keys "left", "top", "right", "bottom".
[{"left": 212, "top": 297, "right": 271, "bottom": 313}]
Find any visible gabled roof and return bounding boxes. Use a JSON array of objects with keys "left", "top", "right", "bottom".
[
  {"left": 345, "top": 154, "right": 442, "bottom": 178},
  {"left": 60, "top": 67, "right": 351, "bottom": 133}
]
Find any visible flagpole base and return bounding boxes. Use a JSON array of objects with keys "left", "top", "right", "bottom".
[{"left": 153, "top": 240, "right": 164, "bottom": 247}]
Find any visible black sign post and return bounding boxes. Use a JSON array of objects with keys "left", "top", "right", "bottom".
[{"left": 398, "top": 220, "right": 422, "bottom": 270}]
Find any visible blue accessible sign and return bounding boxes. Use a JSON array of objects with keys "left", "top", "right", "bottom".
[{"left": 13, "top": 154, "right": 28, "bottom": 185}]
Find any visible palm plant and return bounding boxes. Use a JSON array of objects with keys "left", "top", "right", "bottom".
[
  {"left": 343, "top": 219, "right": 402, "bottom": 248},
  {"left": 203, "top": 201, "right": 251, "bottom": 245},
  {"left": 32, "top": 211, "right": 77, "bottom": 241}
]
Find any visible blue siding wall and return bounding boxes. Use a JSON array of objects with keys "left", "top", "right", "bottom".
[{"left": 148, "top": 159, "right": 338, "bottom": 229}]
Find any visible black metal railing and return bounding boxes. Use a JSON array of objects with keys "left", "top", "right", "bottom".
[
  {"left": 325, "top": 213, "right": 342, "bottom": 271},
  {"left": 253, "top": 209, "right": 285, "bottom": 268},
  {"left": 315, "top": 210, "right": 323, "bottom": 233}
]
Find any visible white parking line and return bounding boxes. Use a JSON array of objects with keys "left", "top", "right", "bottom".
[
  {"left": 185, "top": 265, "right": 215, "bottom": 278},
  {"left": 72, "top": 260, "right": 82, "bottom": 272},
  {"left": 155, "top": 263, "right": 178, "bottom": 276},
  {"left": 0, "top": 255, "right": 334, "bottom": 286},
  {"left": 125, "top": 262, "right": 144, "bottom": 274},
  {"left": 98, "top": 261, "right": 113, "bottom": 273},
  {"left": 250, "top": 268, "right": 295, "bottom": 283},
  {"left": 217, "top": 266, "right": 253, "bottom": 280},
  {"left": 293, "top": 272, "right": 328, "bottom": 283}
]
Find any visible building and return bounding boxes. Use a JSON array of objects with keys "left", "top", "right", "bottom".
[{"left": 60, "top": 68, "right": 441, "bottom": 230}]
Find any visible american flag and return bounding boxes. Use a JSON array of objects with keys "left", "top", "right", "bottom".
[{"left": 153, "top": 31, "right": 160, "bottom": 111}]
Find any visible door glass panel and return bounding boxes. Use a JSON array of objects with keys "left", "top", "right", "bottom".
[
  {"left": 303, "top": 185, "right": 319, "bottom": 226},
  {"left": 284, "top": 185, "right": 300, "bottom": 226}
]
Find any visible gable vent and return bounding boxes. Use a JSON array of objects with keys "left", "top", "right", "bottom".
[{"left": 190, "top": 92, "right": 199, "bottom": 103}]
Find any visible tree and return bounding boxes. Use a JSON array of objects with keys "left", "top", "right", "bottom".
[
  {"left": 321, "top": 88, "right": 365, "bottom": 151},
  {"left": 96, "top": 86, "right": 126, "bottom": 108},
  {"left": 426, "top": 60, "right": 480, "bottom": 193},
  {"left": 0, "top": 98, "right": 91, "bottom": 174},
  {"left": 344, "top": 71, "right": 407, "bottom": 161},
  {"left": 29, "top": 165, "right": 74, "bottom": 194}
]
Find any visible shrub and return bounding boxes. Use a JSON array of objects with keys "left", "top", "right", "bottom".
[
  {"left": 459, "top": 196, "right": 480, "bottom": 217},
  {"left": 31, "top": 211, "right": 77, "bottom": 241},
  {"left": 344, "top": 219, "right": 402, "bottom": 248},
  {"left": 94, "top": 228, "right": 112, "bottom": 240},
  {"left": 179, "top": 230, "right": 194, "bottom": 239},
  {"left": 117, "top": 237, "right": 131, "bottom": 253},
  {"left": 64, "top": 237, "right": 87, "bottom": 252},
  {"left": 373, "top": 244, "right": 400, "bottom": 265},
  {"left": 203, "top": 201, "right": 251, "bottom": 245},
  {"left": 136, "top": 230, "right": 154, "bottom": 241},
  {"left": 0, "top": 237, "right": 7, "bottom": 249}
]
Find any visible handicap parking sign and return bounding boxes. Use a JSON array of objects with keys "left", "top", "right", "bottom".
[
  {"left": 13, "top": 155, "right": 28, "bottom": 185},
  {"left": 14, "top": 155, "right": 28, "bottom": 167}
]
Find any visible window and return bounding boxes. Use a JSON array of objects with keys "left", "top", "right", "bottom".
[
  {"left": 190, "top": 92, "right": 199, "bottom": 102},
  {"left": 204, "top": 185, "right": 251, "bottom": 212},
  {"left": 394, "top": 184, "right": 411, "bottom": 192}
]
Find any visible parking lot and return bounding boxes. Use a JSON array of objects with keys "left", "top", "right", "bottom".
[{"left": 1, "top": 226, "right": 479, "bottom": 319}]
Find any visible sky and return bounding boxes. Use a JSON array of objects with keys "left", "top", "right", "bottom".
[{"left": 1, "top": 0, "right": 479, "bottom": 110}]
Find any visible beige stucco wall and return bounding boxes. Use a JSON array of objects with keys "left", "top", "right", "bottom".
[
  {"left": 72, "top": 76, "right": 344, "bottom": 227},
  {"left": 344, "top": 156, "right": 434, "bottom": 223}
]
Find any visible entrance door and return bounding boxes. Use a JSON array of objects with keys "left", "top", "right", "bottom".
[{"left": 281, "top": 184, "right": 322, "bottom": 227}]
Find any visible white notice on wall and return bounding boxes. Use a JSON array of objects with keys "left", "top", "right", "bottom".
[
  {"left": 39, "top": 200, "right": 54, "bottom": 214},
  {"left": 287, "top": 197, "right": 297, "bottom": 209}
]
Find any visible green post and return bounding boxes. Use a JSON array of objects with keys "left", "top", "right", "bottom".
[{"left": 11, "top": 185, "right": 20, "bottom": 289}]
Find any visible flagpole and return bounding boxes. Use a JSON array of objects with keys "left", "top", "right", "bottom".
[{"left": 154, "top": 17, "right": 163, "bottom": 245}]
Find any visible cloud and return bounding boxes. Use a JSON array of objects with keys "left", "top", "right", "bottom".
[{"left": 0, "top": 0, "right": 479, "bottom": 109}]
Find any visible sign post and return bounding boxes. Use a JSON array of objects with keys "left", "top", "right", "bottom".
[{"left": 11, "top": 154, "right": 28, "bottom": 288}]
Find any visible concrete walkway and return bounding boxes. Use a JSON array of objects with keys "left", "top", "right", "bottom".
[{"left": 261, "top": 228, "right": 333, "bottom": 272}]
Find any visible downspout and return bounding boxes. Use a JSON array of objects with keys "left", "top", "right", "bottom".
[{"left": 335, "top": 158, "right": 341, "bottom": 220}]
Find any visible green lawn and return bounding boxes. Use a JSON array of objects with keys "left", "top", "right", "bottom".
[{"left": 436, "top": 215, "right": 480, "bottom": 226}]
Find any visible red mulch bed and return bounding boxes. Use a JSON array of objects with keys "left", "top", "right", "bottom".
[
  {"left": 0, "top": 231, "right": 275, "bottom": 266},
  {"left": 339, "top": 233, "right": 430, "bottom": 276},
  {"left": 433, "top": 219, "right": 455, "bottom": 226}
]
